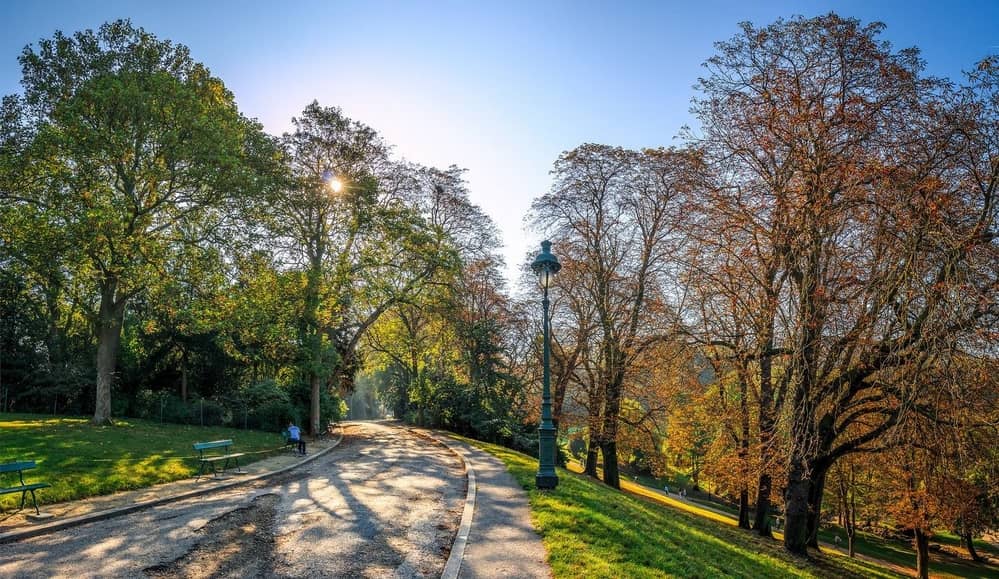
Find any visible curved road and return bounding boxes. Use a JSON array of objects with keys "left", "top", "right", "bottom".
[{"left": 0, "top": 422, "right": 466, "bottom": 578}]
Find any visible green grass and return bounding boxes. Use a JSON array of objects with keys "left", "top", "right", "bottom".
[
  {"left": 0, "top": 413, "right": 286, "bottom": 510},
  {"left": 817, "top": 528, "right": 999, "bottom": 579},
  {"left": 933, "top": 530, "right": 999, "bottom": 557},
  {"left": 461, "top": 437, "right": 903, "bottom": 579}
]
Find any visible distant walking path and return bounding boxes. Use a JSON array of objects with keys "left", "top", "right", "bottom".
[{"left": 422, "top": 431, "right": 552, "bottom": 579}]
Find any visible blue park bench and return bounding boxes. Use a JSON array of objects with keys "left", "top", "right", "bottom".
[
  {"left": 192, "top": 440, "right": 245, "bottom": 480},
  {"left": 0, "top": 460, "right": 51, "bottom": 516}
]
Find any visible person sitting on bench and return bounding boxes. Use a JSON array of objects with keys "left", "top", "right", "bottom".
[{"left": 287, "top": 421, "right": 306, "bottom": 455}]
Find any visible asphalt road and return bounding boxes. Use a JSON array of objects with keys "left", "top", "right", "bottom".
[{"left": 0, "top": 422, "right": 466, "bottom": 579}]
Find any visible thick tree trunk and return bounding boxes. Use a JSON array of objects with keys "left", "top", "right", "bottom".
[
  {"left": 738, "top": 372, "right": 751, "bottom": 530},
  {"left": 93, "top": 281, "right": 125, "bottom": 426},
  {"left": 600, "top": 382, "right": 623, "bottom": 489},
  {"left": 601, "top": 439, "right": 620, "bottom": 489},
  {"left": 754, "top": 472, "right": 773, "bottom": 537},
  {"left": 915, "top": 528, "right": 930, "bottom": 579},
  {"left": 783, "top": 458, "right": 812, "bottom": 555},
  {"left": 806, "top": 467, "right": 828, "bottom": 549},
  {"left": 754, "top": 346, "right": 775, "bottom": 537},
  {"left": 304, "top": 254, "right": 324, "bottom": 437},
  {"left": 310, "top": 373, "right": 322, "bottom": 435}
]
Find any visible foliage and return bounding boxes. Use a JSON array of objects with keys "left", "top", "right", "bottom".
[{"left": 1, "top": 20, "right": 281, "bottom": 424}]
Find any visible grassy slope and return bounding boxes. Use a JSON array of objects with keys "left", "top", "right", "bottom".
[
  {"left": 459, "top": 437, "right": 902, "bottom": 579},
  {"left": 582, "top": 464, "right": 998, "bottom": 578},
  {"left": 0, "top": 413, "right": 284, "bottom": 509}
]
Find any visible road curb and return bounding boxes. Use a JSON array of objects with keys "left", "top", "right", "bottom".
[
  {"left": 408, "top": 428, "right": 476, "bottom": 579},
  {"left": 0, "top": 428, "right": 344, "bottom": 545}
]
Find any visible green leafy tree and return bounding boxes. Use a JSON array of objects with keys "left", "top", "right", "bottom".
[
  {"left": 1, "top": 21, "right": 279, "bottom": 424},
  {"left": 271, "top": 103, "right": 457, "bottom": 434}
]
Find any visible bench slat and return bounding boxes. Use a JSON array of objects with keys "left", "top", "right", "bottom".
[
  {"left": 193, "top": 440, "right": 233, "bottom": 451},
  {"left": 0, "top": 461, "right": 37, "bottom": 473},
  {"left": 199, "top": 453, "right": 244, "bottom": 462},
  {"left": 0, "top": 483, "right": 51, "bottom": 494}
]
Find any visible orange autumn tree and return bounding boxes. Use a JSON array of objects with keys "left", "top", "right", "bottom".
[{"left": 690, "top": 14, "right": 999, "bottom": 555}]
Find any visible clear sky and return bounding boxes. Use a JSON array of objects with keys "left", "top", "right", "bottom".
[{"left": 3, "top": 1, "right": 997, "bottom": 285}]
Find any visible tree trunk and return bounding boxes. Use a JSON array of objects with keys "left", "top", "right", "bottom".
[
  {"left": 783, "top": 457, "right": 812, "bottom": 555},
  {"left": 963, "top": 531, "right": 981, "bottom": 562},
  {"left": 806, "top": 468, "right": 828, "bottom": 549},
  {"left": 310, "top": 373, "right": 321, "bottom": 435},
  {"left": 93, "top": 281, "right": 125, "bottom": 426},
  {"left": 915, "top": 528, "right": 930, "bottom": 579},
  {"left": 180, "top": 348, "right": 189, "bottom": 403},
  {"left": 600, "top": 381, "right": 623, "bottom": 489},
  {"left": 738, "top": 488, "right": 751, "bottom": 529},
  {"left": 754, "top": 472, "right": 773, "bottom": 537},
  {"left": 584, "top": 439, "right": 600, "bottom": 478},
  {"left": 601, "top": 439, "right": 620, "bottom": 489},
  {"left": 584, "top": 390, "right": 602, "bottom": 478},
  {"left": 738, "top": 371, "right": 751, "bottom": 530}
]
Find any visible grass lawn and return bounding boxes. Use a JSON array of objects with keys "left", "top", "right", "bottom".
[
  {"left": 816, "top": 528, "right": 999, "bottom": 579},
  {"left": 460, "top": 437, "right": 903, "bottom": 579},
  {"left": 578, "top": 464, "right": 997, "bottom": 578},
  {"left": 0, "top": 413, "right": 286, "bottom": 510}
]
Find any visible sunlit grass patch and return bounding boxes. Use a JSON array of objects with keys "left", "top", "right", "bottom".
[
  {"left": 0, "top": 412, "right": 285, "bottom": 510},
  {"left": 457, "top": 436, "right": 903, "bottom": 579}
]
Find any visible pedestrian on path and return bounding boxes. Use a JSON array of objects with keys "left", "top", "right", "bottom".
[{"left": 288, "top": 421, "right": 306, "bottom": 455}]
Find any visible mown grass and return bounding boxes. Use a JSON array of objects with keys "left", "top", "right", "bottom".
[
  {"left": 460, "top": 437, "right": 904, "bottom": 579},
  {"left": 0, "top": 413, "right": 285, "bottom": 510},
  {"left": 816, "top": 528, "right": 999, "bottom": 579},
  {"left": 583, "top": 464, "right": 997, "bottom": 578}
]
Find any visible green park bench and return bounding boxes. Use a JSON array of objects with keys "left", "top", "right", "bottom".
[
  {"left": 0, "top": 460, "right": 51, "bottom": 515},
  {"left": 192, "top": 440, "right": 244, "bottom": 480}
]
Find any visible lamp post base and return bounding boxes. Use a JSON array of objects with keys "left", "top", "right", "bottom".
[{"left": 536, "top": 472, "right": 559, "bottom": 490}]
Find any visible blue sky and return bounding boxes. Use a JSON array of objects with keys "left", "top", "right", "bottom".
[{"left": 3, "top": 1, "right": 997, "bottom": 285}]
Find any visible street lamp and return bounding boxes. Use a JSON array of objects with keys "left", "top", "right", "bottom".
[{"left": 531, "top": 240, "right": 561, "bottom": 490}]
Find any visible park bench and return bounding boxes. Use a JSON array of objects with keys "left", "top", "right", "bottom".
[
  {"left": 0, "top": 460, "right": 51, "bottom": 516},
  {"left": 192, "top": 440, "right": 244, "bottom": 480}
]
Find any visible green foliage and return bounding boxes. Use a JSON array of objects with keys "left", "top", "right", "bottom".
[
  {"left": 2, "top": 19, "right": 281, "bottom": 423},
  {"left": 240, "top": 379, "right": 294, "bottom": 431}
]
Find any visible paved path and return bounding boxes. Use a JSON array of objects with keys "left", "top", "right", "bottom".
[
  {"left": 427, "top": 432, "right": 551, "bottom": 579},
  {"left": 0, "top": 422, "right": 465, "bottom": 578}
]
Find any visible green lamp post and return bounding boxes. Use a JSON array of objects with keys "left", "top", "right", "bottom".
[{"left": 531, "top": 240, "right": 561, "bottom": 490}]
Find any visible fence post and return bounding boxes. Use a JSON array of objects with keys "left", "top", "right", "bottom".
[{"left": 200, "top": 398, "right": 204, "bottom": 426}]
